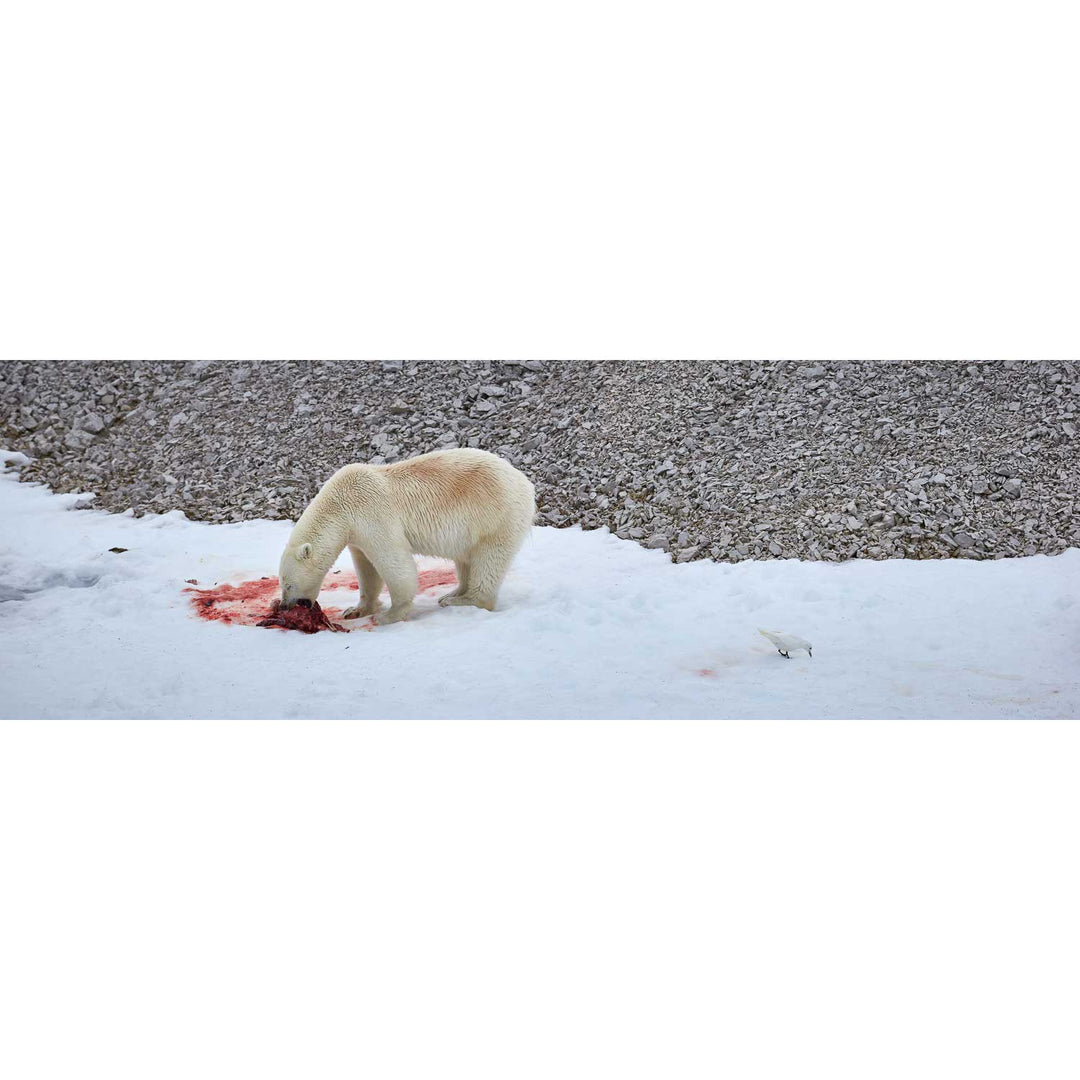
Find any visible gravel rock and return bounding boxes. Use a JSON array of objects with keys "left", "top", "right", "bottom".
[
  {"left": 78, "top": 412, "right": 106, "bottom": 434},
  {"left": 1, "top": 360, "right": 1077, "bottom": 564},
  {"left": 63, "top": 429, "right": 94, "bottom": 450}
]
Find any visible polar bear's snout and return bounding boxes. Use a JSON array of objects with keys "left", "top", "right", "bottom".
[
  {"left": 280, "top": 597, "right": 313, "bottom": 611},
  {"left": 279, "top": 580, "right": 317, "bottom": 609}
]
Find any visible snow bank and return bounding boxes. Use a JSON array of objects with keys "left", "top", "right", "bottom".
[{"left": 1, "top": 454, "right": 1078, "bottom": 719}]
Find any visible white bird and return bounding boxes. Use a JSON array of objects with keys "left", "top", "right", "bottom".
[{"left": 758, "top": 628, "right": 813, "bottom": 659}]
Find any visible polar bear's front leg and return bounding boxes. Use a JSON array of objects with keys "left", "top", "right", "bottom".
[
  {"left": 343, "top": 544, "right": 384, "bottom": 619},
  {"left": 369, "top": 542, "right": 418, "bottom": 625}
]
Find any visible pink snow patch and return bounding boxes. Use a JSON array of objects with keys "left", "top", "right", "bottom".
[{"left": 184, "top": 566, "right": 457, "bottom": 631}]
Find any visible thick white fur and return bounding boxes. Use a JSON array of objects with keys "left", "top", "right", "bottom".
[{"left": 277, "top": 448, "right": 536, "bottom": 624}]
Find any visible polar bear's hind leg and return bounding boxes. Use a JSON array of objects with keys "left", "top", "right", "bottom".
[
  {"left": 445, "top": 559, "right": 471, "bottom": 599},
  {"left": 439, "top": 532, "right": 522, "bottom": 612}
]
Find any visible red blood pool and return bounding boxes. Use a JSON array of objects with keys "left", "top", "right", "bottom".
[
  {"left": 318, "top": 568, "right": 457, "bottom": 593},
  {"left": 185, "top": 577, "right": 282, "bottom": 626},
  {"left": 417, "top": 567, "right": 457, "bottom": 592},
  {"left": 184, "top": 565, "right": 456, "bottom": 633},
  {"left": 697, "top": 668, "right": 716, "bottom": 678},
  {"left": 323, "top": 574, "right": 355, "bottom": 590}
]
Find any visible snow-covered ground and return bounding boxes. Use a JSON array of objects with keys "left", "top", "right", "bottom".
[{"left": 2, "top": 451, "right": 1078, "bottom": 719}]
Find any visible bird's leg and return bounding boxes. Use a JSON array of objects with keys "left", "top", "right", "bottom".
[{"left": 779, "top": 650, "right": 790, "bottom": 659}]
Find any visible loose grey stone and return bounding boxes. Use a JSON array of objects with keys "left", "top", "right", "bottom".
[
  {"left": 64, "top": 429, "right": 94, "bottom": 449},
  {"left": 79, "top": 412, "right": 106, "bottom": 434}
]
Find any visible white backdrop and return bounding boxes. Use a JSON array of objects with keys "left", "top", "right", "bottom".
[
  {"left": 1, "top": 1, "right": 1077, "bottom": 359},
  {"left": 2, "top": 2, "right": 1078, "bottom": 1076}
]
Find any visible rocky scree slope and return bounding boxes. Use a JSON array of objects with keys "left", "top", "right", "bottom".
[{"left": 1, "top": 360, "right": 1077, "bottom": 563}]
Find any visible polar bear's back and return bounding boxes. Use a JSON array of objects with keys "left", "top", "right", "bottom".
[
  {"left": 387, "top": 448, "right": 534, "bottom": 517},
  {"left": 331, "top": 448, "right": 535, "bottom": 559}
]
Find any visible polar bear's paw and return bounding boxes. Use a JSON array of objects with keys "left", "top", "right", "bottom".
[
  {"left": 343, "top": 601, "right": 383, "bottom": 620},
  {"left": 438, "top": 594, "right": 495, "bottom": 611},
  {"left": 373, "top": 605, "right": 412, "bottom": 625}
]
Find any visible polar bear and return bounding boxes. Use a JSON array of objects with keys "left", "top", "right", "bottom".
[{"left": 277, "top": 447, "right": 536, "bottom": 624}]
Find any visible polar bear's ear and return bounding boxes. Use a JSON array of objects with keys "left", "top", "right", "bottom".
[{"left": 297, "top": 542, "right": 313, "bottom": 560}]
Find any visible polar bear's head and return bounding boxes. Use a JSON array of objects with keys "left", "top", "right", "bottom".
[{"left": 278, "top": 541, "right": 326, "bottom": 609}]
